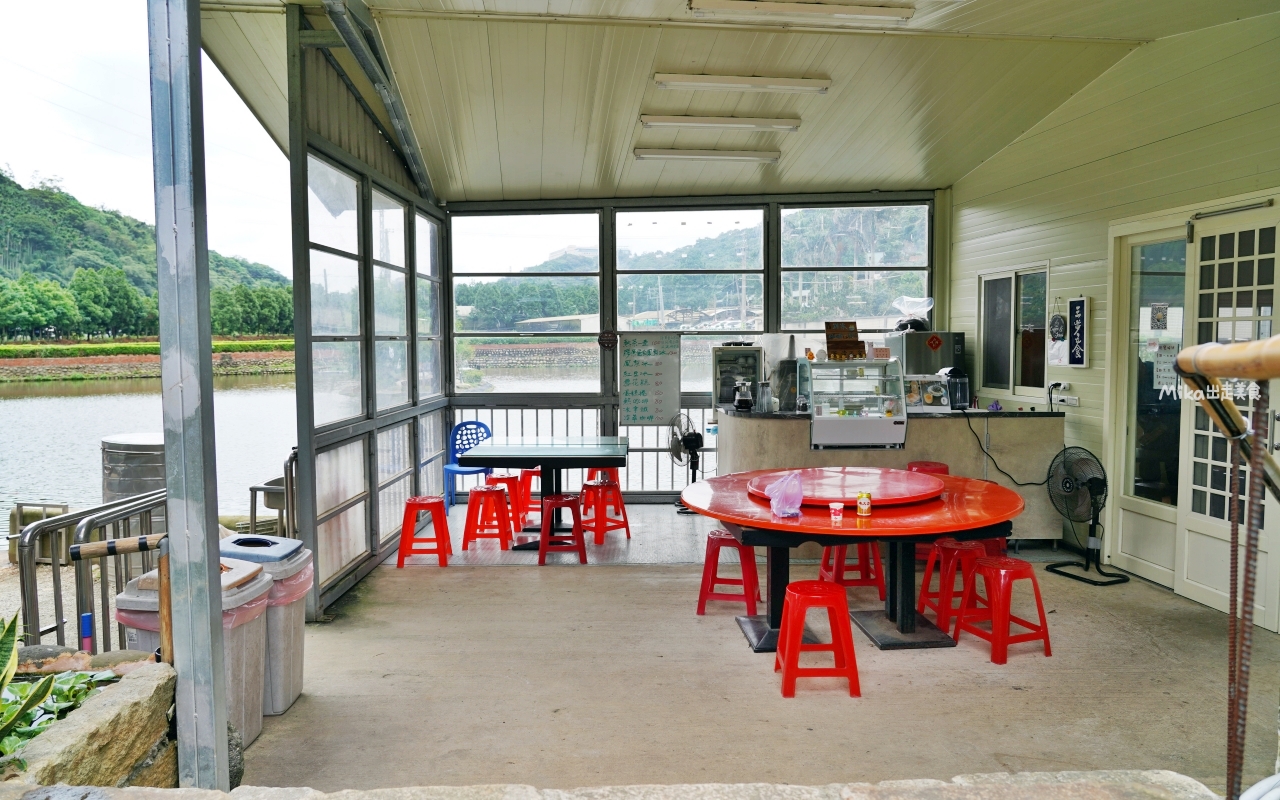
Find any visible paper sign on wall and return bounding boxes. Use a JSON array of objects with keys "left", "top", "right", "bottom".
[
  {"left": 1152, "top": 343, "right": 1178, "bottom": 389},
  {"left": 619, "top": 333, "right": 681, "bottom": 426}
]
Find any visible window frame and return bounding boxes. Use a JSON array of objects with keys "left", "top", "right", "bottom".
[{"left": 977, "top": 262, "right": 1049, "bottom": 399}]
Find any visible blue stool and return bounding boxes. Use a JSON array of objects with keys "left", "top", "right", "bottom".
[{"left": 442, "top": 421, "right": 493, "bottom": 511}]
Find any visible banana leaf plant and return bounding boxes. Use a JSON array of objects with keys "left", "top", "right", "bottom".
[{"left": 0, "top": 617, "right": 54, "bottom": 746}]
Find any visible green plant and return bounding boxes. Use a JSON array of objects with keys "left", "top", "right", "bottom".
[
  {"left": 0, "top": 617, "right": 53, "bottom": 753},
  {"left": 0, "top": 616, "right": 120, "bottom": 763}
]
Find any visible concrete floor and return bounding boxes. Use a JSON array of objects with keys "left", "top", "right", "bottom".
[{"left": 245, "top": 518, "right": 1280, "bottom": 794}]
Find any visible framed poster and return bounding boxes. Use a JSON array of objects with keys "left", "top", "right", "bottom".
[
  {"left": 1068, "top": 296, "right": 1089, "bottom": 368},
  {"left": 619, "top": 333, "right": 681, "bottom": 425},
  {"left": 1047, "top": 311, "right": 1068, "bottom": 367}
]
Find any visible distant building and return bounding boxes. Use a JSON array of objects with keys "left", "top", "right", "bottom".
[
  {"left": 548, "top": 245, "right": 599, "bottom": 260},
  {"left": 514, "top": 314, "right": 601, "bottom": 333}
]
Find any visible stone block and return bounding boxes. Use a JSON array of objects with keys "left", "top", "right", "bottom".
[{"left": 15, "top": 662, "right": 176, "bottom": 787}]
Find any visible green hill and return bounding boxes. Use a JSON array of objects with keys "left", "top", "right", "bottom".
[{"left": 0, "top": 169, "right": 289, "bottom": 294}]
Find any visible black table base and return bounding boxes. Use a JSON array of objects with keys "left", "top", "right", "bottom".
[{"left": 729, "top": 521, "right": 1012, "bottom": 652}]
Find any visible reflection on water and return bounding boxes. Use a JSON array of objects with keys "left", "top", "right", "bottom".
[{"left": 0, "top": 374, "right": 296, "bottom": 535}]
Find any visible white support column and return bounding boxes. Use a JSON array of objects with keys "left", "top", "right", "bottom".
[{"left": 147, "top": 0, "right": 230, "bottom": 789}]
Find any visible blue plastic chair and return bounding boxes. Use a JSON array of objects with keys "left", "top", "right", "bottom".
[{"left": 443, "top": 421, "right": 493, "bottom": 511}]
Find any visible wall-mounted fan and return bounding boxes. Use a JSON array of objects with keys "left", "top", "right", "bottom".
[
  {"left": 668, "top": 414, "right": 705, "bottom": 515},
  {"left": 1045, "top": 446, "right": 1129, "bottom": 586}
]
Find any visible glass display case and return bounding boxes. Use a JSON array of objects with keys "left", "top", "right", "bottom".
[{"left": 800, "top": 359, "right": 908, "bottom": 449}]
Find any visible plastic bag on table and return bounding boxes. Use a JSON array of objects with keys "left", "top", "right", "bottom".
[
  {"left": 764, "top": 472, "right": 804, "bottom": 518},
  {"left": 892, "top": 296, "right": 934, "bottom": 331}
]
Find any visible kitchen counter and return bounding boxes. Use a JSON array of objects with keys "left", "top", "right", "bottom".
[{"left": 714, "top": 406, "right": 1064, "bottom": 541}]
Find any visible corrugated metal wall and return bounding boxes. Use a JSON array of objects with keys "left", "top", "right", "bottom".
[{"left": 305, "top": 47, "right": 416, "bottom": 194}]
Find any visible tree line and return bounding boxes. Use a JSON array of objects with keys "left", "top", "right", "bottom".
[{"left": 0, "top": 266, "right": 292, "bottom": 340}]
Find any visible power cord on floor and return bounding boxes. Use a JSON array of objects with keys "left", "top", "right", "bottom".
[{"left": 960, "top": 408, "right": 1050, "bottom": 487}]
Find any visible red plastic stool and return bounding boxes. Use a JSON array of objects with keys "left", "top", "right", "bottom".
[
  {"left": 697, "top": 530, "right": 761, "bottom": 615},
  {"left": 818, "top": 544, "right": 886, "bottom": 600},
  {"left": 517, "top": 469, "right": 540, "bottom": 522},
  {"left": 537, "top": 495, "right": 587, "bottom": 565},
  {"left": 462, "top": 486, "right": 514, "bottom": 550},
  {"left": 587, "top": 467, "right": 621, "bottom": 484},
  {"left": 919, "top": 539, "right": 987, "bottom": 633},
  {"left": 485, "top": 474, "right": 525, "bottom": 531},
  {"left": 580, "top": 479, "right": 631, "bottom": 545},
  {"left": 981, "top": 537, "right": 1008, "bottom": 557},
  {"left": 396, "top": 496, "right": 451, "bottom": 567},
  {"left": 774, "top": 580, "right": 861, "bottom": 698},
  {"left": 953, "top": 556, "right": 1052, "bottom": 664}
]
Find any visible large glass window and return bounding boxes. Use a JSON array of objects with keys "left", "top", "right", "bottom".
[
  {"left": 416, "top": 213, "right": 444, "bottom": 399},
  {"left": 780, "top": 205, "right": 928, "bottom": 344},
  {"left": 617, "top": 209, "right": 764, "bottom": 391},
  {"left": 308, "top": 156, "right": 363, "bottom": 426},
  {"left": 451, "top": 213, "right": 601, "bottom": 394},
  {"left": 371, "top": 189, "right": 409, "bottom": 411}
]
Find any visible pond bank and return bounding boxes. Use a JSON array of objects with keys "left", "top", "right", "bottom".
[{"left": 0, "top": 351, "right": 294, "bottom": 382}]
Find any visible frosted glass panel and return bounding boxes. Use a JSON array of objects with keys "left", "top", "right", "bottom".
[
  {"left": 417, "top": 338, "right": 442, "bottom": 399},
  {"left": 374, "top": 267, "right": 407, "bottom": 336},
  {"left": 377, "top": 423, "right": 413, "bottom": 484},
  {"left": 375, "top": 340, "right": 410, "bottom": 410},
  {"left": 371, "top": 190, "right": 405, "bottom": 266},
  {"left": 315, "top": 438, "right": 366, "bottom": 517},
  {"left": 416, "top": 214, "right": 439, "bottom": 278},
  {"left": 379, "top": 476, "right": 411, "bottom": 542},
  {"left": 317, "top": 501, "right": 368, "bottom": 584},
  {"left": 311, "top": 250, "right": 360, "bottom": 336},
  {"left": 308, "top": 156, "right": 358, "bottom": 254},
  {"left": 418, "top": 411, "right": 445, "bottom": 462},
  {"left": 313, "top": 341, "right": 363, "bottom": 426}
]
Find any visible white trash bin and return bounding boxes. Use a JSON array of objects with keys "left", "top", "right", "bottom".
[{"left": 116, "top": 559, "right": 272, "bottom": 745}]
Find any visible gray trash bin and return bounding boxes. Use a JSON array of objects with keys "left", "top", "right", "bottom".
[
  {"left": 219, "top": 534, "right": 312, "bottom": 716},
  {"left": 116, "top": 560, "right": 272, "bottom": 745}
]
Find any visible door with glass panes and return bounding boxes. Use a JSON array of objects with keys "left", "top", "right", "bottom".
[{"left": 1176, "top": 211, "right": 1280, "bottom": 631}]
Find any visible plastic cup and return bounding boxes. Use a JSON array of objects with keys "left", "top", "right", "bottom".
[{"left": 829, "top": 502, "right": 844, "bottom": 523}]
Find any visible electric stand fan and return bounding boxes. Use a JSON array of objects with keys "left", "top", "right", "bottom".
[
  {"left": 668, "top": 414, "right": 705, "bottom": 515},
  {"left": 1045, "top": 446, "right": 1129, "bottom": 586}
]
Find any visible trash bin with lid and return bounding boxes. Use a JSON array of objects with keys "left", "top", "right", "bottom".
[
  {"left": 115, "top": 558, "right": 271, "bottom": 745},
  {"left": 219, "top": 534, "right": 312, "bottom": 715}
]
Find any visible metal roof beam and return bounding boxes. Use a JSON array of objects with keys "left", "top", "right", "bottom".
[{"left": 321, "top": 0, "right": 437, "bottom": 205}]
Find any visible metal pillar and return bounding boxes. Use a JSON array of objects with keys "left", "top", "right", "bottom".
[{"left": 147, "top": 0, "right": 230, "bottom": 789}]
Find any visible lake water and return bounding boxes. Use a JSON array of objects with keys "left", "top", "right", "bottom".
[{"left": 0, "top": 374, "right": 297, "bottom": 535}]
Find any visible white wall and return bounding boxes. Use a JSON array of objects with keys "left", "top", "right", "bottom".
[{"left": 947, "top": 12, "right": 1280, "bottom": 455}]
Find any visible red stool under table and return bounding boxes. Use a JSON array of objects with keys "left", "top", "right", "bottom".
[
  {"left": 538, "top": 494, "right": 587, "bottom": 565},
  {"left": 953, "top": 556, "right": 1052, "bottom": 664},
  {"left": 587, "top": 467, "right": 621, "bottom": 484},
  {"left": 517, "top": 469, "right": 540, "bottom": 523},
  {"left": 580, "top": 479, "right": 631, "bottom": 545},
  {"left": 919, "top": 539, "right": 987, "bottom": 633},
  {"left": 774, "top": 580, "right": 861, "bottom": 698},
  {"left": 462, "top": 486, "right": 514, "bottom": 551},
  {"left": 485, "top": 474, "right": 525, "bottom": 531},
  {"left": 697, "top": 530, "right": 761, "bottom": 615},
  {"left": 818, "top": 544, "right": 886, "bottom": 600},
  {"left": 981, "top": 537, "right": 1008, "bottom": 557},
  {"left": 396, "top": 496, "right": 451, "bottom": 568},
  {"left": 909, "top": 462, "right": 950, "bottom": 559}
]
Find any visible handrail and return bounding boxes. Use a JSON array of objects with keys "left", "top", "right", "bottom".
[
  {"left": 1176, "top": 337, "right": 1280, "bottom": 382},
  {"left": 72, "top": 491, "right": 169, "bottom": 653},
  {"left": 17, "top": 490, "right": 165, "bottom": 646}
]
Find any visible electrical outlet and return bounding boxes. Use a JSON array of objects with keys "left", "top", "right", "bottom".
[
  {"left": 1058, "top": 382, "right": 1071, "bottom": 392},
  {"left": 1054, "top": 395, "right": 1080, "bottom": 407}
]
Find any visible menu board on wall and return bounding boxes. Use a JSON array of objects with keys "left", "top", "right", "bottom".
[{"left": 619, "top": 333, "right": 681, "bottom": 426}]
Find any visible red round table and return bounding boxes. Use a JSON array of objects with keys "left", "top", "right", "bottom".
[{"left": 680, "top": 468, "right": 1024, "bottom": 652}]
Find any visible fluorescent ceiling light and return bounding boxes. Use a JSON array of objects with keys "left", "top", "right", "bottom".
[
  {"left": 653, "top": 73, "right": 832, "bottom": 94},
  {"left": 640, "top": 115, "right": 802, "bottom": 132},
  {"left": 634, "top": 149, "right": 781, "bottom": 163},
  {"left": 688, "top": 0, "right": 915, "bottom": 19}
]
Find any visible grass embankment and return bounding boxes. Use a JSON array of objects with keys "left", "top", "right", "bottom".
[{"left": 0, "top": 339, "right": 294, "bottom": 359}]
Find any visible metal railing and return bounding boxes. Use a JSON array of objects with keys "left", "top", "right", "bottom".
[
  {"left": 247, "top": 449, "right": 299, "bottom": 538},
  {"left": 18, "top": 491, "right": 165, "bottom": 646},
  {"left": 72, "top": 491, "right": 169, "bottom": 653}
]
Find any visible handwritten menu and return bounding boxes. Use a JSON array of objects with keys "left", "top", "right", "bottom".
[{"left": 619, "top": 333, "right": 681, "bottom": 425}]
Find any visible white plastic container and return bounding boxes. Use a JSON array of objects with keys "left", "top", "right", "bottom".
[
  {"left": 116, "top": 562, "right": 272, "bottom": 745},
  {"left": 257, "top": 548, "right": 312, "bottom": 715}
]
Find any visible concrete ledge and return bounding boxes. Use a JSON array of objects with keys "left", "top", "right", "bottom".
[
  {"left": 1, "top": 771, "right": 1216, "bottom": 800},
  {"left": 10, "top": 662, "right": 177, "bottom": 788}
]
